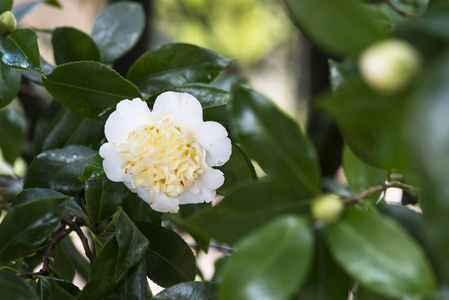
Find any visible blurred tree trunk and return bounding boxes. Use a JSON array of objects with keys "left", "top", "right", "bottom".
[
  {"left": 113, "top": 0, "right": 154, "bottom": 77},
  {"left": 299, "top": 34, "right": 344, "bottom": 178}
]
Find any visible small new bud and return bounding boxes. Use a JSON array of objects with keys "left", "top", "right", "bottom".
[
  {"left": 312, "top": 194, "right": 344, "bottom": 224},
  {"left": 0, "top": 11, "right": 17, "bottom": 37},
  {"left": 359, "top": 39, "right": 421, "bottom": 94}
]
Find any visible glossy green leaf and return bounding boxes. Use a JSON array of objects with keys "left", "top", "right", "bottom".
[
  {"left": 174, "top": 203, "right": 211, "bottom": 253},
  {"left": 77, "top": 236, "right": 119, "bottom": 300},
  {"left": 231, "top": 83, "right": 320, "bottom": 195},
  {"left": 0, "top": 64, "right": 21, "bottom": 108},
  {"left": 0, "top": 1, "right": 12, "bottom": 14},
  {"left": 153, "top": 282, "right": 217, "bottom": 300},
  {"left": 35, "top": 104, "right": 105, "bottom": 153},
  {"left": 186, "top": 180, "right": 309, "bottom": 245},
  {"left": 0, "top": 196, "right": 69, "bottom": 261},
  {"left": 127, "top": 43, "right": 230, "bottom": 97},
  {"left": 299, "top": 228, "right": 350, "bottom": 300},
  {"left": 52, "top": 27, "right": 100, "bottom": 65},
  {"left": 320, "top": 79, "right": 409, "bottom": 170},
  {"left": 284, "top": 0, "right": 386, "bottom": 56},
  {"left": 326, "top": 207, "right": 437, "bottom": 298},
  {"left": 42, "top": 61, "right": 142, "bottom": 119},
  {"left": 37, "top": 277, "right": 80, "bottom": 300},
  {"left": 79, "top": 153, "right": 105, "bottom": 181},
  {"left": 121, "top": 190, "right": 162, "bottom": 224},
  {"left": 0, "top": 105, "right": 27, "bottom": 164},
  {"left": 220, "top": 216, "right": 313, "bottom": 300},
  {"left": 135, "top": 221, "right": 196, "bottom": 288},
  {"left": 343, "top": 145, "right": 388, "bottom": 201},
  {"left": 11, "top": 188, "right": 68, "bottom": 208},
  {"left": 217, "top": 144, "right": 256, "bottom": 195},
  {"left": 24, "top": 145, "right": 96, "bottom": 195},
  {"left": 115, "top": 208, "right": 149, "bottom": 281},
  {"left": 0, "top": 28, "right": 41, "bottom": 71},
  {"left": 91, "top": 1, "right": 145, "bottom": 64},
  {"left": 51, "top": 241, "right": 76, "bottom": 281},
  {"left": 107, "top": 259, "right": 148, "bottom": 300},
  {"left": 0, "top": 270, "right": 39, "bottom": 300},
  {"left": 85, "top": 178, "right": 123, "bottom": 223}
]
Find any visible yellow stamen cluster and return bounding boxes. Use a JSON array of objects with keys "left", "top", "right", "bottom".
[{"left": 116, "top": 119, "right": 204, "bottom": 198}]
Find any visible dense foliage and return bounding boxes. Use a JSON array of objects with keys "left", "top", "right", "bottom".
[{"left": 1, "top": 0, "right": 449, "bottom": 299}]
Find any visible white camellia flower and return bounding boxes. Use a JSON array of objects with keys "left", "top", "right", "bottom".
[{"left": 99, "top": 92, "right": 232, "bottom": 213}]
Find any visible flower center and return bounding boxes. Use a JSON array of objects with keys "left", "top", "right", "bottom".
[{"left": 116, "top": 118, "right": 204, "bottom": 198}]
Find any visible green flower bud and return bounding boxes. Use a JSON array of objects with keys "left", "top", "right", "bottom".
[
  {"left": 359, "top": 39, "right": 421, "bottom": 94},
  {"left": 0, "top": 11, "right": 17, "bottom": 38},
  {"left": 312, "top": 194, "right": 344, "bottom": 224}
]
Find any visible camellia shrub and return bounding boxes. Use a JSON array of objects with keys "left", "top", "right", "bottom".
[{"left": 1, "top": 0, "right": 449, "bottom": 299}]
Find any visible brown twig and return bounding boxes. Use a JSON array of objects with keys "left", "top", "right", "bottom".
[
  {"left": 18, "top": 227, "right": 71, "bottom": 278},
  {"left": 342, "top": 181, "right": 416, "bottom": 203},
  {"left": 62, "top": 218, "right": 95, "bottom": 264}
]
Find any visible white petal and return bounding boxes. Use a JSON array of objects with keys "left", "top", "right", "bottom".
[
  {"left": 99, "top": 143, "right": 126, "bottom": 182},
  {"left": 152, "top": 92, "right": 203, "bottom": 129},
  {"left": 197, "top": 168, "right": 225, "bottom": 190},
  {"left": 105, "top": 98, "right": 152, "bottom": 144},
  {"left": 135, "top": 187, "right": 179, "bottom": 213},
  {"left": 194, "top": 121, "right": 232, "bottom": 167},
  {"left": 178, "top": 188, "right": 216, "bottom": 204}
]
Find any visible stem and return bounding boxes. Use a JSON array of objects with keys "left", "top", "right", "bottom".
[
  {"left": 342, "top": 181, "right": 416, "bottom": 203},
  {"left": 62, "top": 218, "right": 95, "bottom": 264},
  {"left": 384, "top": 0, "right": 416, "bottom": 18}
]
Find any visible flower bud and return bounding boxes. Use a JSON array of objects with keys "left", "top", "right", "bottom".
[
  {"left": 0, "top": 11, "right": 17, "bottom": 37},
  {"left": 359, "top": 39, "right": 421, "bottom": 94},
  {"left": 312, "top": 194, "right": 344, "bottom": 224}
]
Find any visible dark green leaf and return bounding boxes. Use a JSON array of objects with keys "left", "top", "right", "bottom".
[
  {"left": 85, "top": 178, "right": 123, "bottom": 222},
  {"left": 135, "top": 221, "right": 196, "bottom": 288},
  {"left": 42, "top": 61, "right": 142, "bottom": 119},
  {"left": 0, "top": 28, "right": 41, "bottom": 71},
  {"left": 284, "top": 0, "right": 386, "bottom": 56},
  {"left": 77, "top": 236, "right": 119, "bottom": 300},
  {"left": 408, "top": 50, "right": 449, "bottom": 282},
  {"left": 37, "top": 277, "right": 80, "bottom": 300},
  {"left": 127, "top": 43, "right": 230, "bottom": 97},
  {"left": 121, "top": 190, "right": 162, "bottom": 224},
  {"left": 24, "top": 145, "right": 96, "bottom": 195},
  {"left": 60, "top": 236, "right": 90, "bottom": 281},
  {"left": 0, "top": 196, "right": 69, "bottom": 261},
  {"left": 326, "top": 207, "right": 437, "bottom": 298},
  {"left": 79, "top": 153, "right": 105, "bottom": 181},
  {"left": 220, "top": 216, "right": 313, "bottom": 300},
  {"left": 0, "top": 270, "right": 39, "bottom": 300},
  {"left": 115, "top": 208, "right": 149, "bottom": 281},
  {"left": 0, "top": 1, "right": 12, "bottom": 14},
  {"left": 0, "top": 64, "right": 21, "bottom": 108},
  {"left": 0, "top": 105, "right": 27, "bottom": 164},
  {"left": 50, "top": 240, "right": 76, "bottom": 281},
  {"left": 185, "top": 180, "right": 309, "bottom": 245},
  {"left": 11, "top": 188, "right": 68, "bottom": 208},
  {"left": 52, "top": 27, "right": 100, "bottom": 65},
  {"left": 217, "top": 144, "right": 255, "bottom": 195},
  {"left": 231, "top": 83, "right": 320, "bottom": 195},
  {"left": 107, "top": 259, "right": 148, "bottom": 300},
  {"left": 298, "top": 228, "right": 350, "bottom": 300},
  {"left": 91, "top": 1, "right": 145, "bottom": 64},
  {"left": 320, "top": 79, "right": 409, "bottom": 170},
  {"left": 343, "top": 145, "right": 388, "bottom": 201},
  {"left": 153, "top": 282, "right": 217, "bottom": 300}
]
